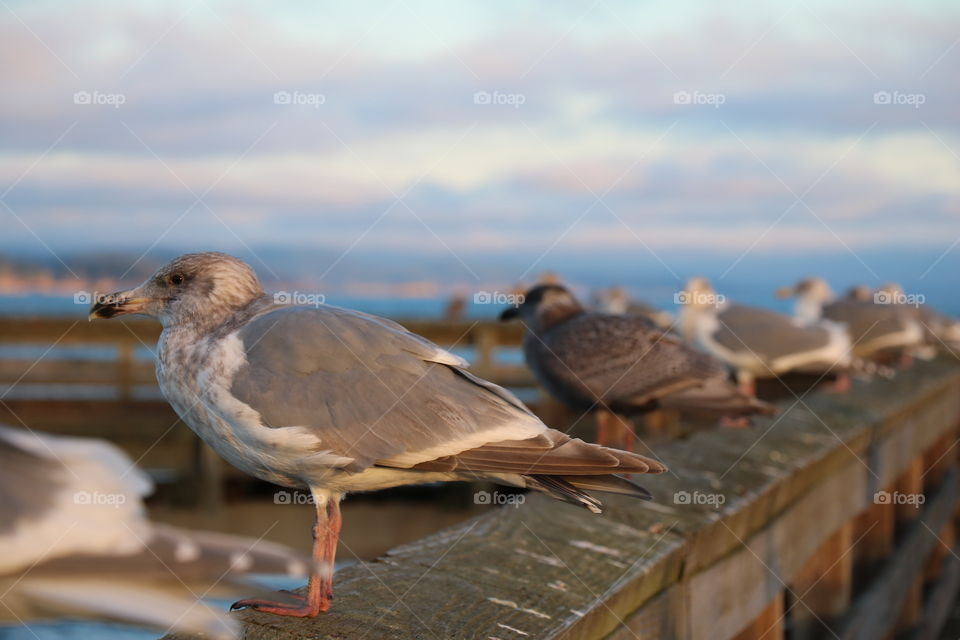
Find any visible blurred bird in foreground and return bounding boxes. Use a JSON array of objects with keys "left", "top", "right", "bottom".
[
  {"left": 777, "top": 277, "right": 924, "bottom": 365},
  {"left": 0, "top": 425, "right": 307, "bottom": 638},
  {"left": 501, "top": 284, "right": 774, "bottom": 450},
  {"left": 89, "top": 252, "right": 666, "bottom": 618},
  {"left": 679, "top": 277, "right": 882, "bottom": 394}
]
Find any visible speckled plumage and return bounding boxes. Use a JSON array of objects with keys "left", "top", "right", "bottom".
[
  {"left": 505, "top": 285, "right": 771, "bottom": 417},
  {"left": 525, "top": 311, "right": 728, "bottom": 412}
]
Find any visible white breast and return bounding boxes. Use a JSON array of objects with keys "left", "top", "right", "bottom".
[{"left": 157, "top": 330, "right": 353, "bottom": 489}]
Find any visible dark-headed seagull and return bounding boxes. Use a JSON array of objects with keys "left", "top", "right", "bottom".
[{"left": 499, "top": 284, "right": 774, "bottom": 446}]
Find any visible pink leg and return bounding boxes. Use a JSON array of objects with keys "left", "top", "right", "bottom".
[
  {"left": 232, "top": 498, "right": 342, "bottom": 617},
  {"left": 719, "top": 416, "right": 751, "bottom": 429},
  {"left": 595, "top": 410, "right": 611, "bottom": 447},
  {"left": 823, "top": 374, "right": 851, "bottom": 394},
  {"left": 618, "top": 415, "right": 636, "bottom": 453}
]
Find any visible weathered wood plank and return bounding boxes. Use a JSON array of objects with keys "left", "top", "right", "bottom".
[
  {"left": 911, "top": 542, "right": 960, "bottom": 640},
  {"left": 839, "top": 468, "right": 959, "bottom": 640},
  {"left": 730, "top": 592, "right": 784, "bottom": 640},
  {"left": 153, "top": 358, "right": 960, "bottom": 640},
  {"left": 789, "top": 521, "right": 853, "bottom": 640}
]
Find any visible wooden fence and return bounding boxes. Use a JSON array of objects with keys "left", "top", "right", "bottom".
[{"left": 158, "top": 357, "right": 960, "bottom": 640}]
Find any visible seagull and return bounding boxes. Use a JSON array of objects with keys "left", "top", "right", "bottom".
[
  {"left": 776, "top": 277, "right": 923, "bottom": 364},
  {"left": 678, "top": 277, "right": 860, "bottom": 393},
  {"left": 876, "top": 283, "right": 960, "bottom": 356},
  {"left": 500, "top": 284, "right": 774, "bottom": 448},
  {"left": 0, "top": 425, "right": 306, "bottom": 638},
  {"left": 88, "top": 252, "right": 666, "bottom": 618},
  {"left": 591, "top": 286, "right": 675, "bottom": 330}
]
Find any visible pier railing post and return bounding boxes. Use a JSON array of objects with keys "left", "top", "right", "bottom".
[{"left": 789, "top": 521, "right": 854, "bottom": 640}]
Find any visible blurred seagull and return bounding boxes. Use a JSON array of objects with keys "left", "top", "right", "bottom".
[
  {"left": 0, "top": 425, "right": 306, "bottom": 638},
  {"left": 592, "top": 286, "right": 674, "bottom": 330},
  {"left": 776, "top": 277, "right": 924, "bottom": 364},
  {"left": 876, "top": 283, "right": 960, "bottom": 355},
  {"left": 500, "top": 284, "right": 774, "bottom": 448},
  {"left": 678, "top": 277, "right": 864, "bottom": 394},
  {"left": 89, "top": 252, "right": 666, "bottom": 618}
]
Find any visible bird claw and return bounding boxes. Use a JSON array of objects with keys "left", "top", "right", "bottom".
[
  {"left": 230, "top": 593, "right": 323, "bottom": 617},
  {"left": 718, "top": 416, "right": 751, "bottom": 429}
]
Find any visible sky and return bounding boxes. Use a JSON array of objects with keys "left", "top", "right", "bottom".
[{"left": 0, "top": 0, "right": 958, "bottom": 302}]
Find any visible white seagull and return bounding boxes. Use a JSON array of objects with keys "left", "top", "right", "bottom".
[
  {"left": 678, "top": 277, "right": 859, "bottom": 393},
  {"left": 89, "top": 252, "right": 667, "bottom": 618},
  {"left": 776, "top": 277, "right": 924, "bottom": 362}
]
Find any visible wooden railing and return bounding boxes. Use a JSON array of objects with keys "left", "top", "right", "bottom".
[{"left": 156, "top": 357, "right": 960, "bottom": 640}]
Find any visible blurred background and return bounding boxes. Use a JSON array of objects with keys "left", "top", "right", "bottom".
[
  {"left": 1, "top": 0, "right": 958, "bottom": 315},
  {"left": 1, "top": 1, "right": 958, "bottom": 637}
]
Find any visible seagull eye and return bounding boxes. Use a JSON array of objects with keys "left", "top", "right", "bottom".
[{"left": 170, "top": 274, "right": 184, "bottom": 286}]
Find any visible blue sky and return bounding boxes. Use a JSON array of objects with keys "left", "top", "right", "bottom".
[{"left": 0, "top": 0, "right": 958, "bottom": 298}]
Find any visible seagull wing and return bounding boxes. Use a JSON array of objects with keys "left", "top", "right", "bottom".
[
  {"left": 714, "top": 305, "right": 833, "bottom": 357},
  {"left": 230, "top": 305, "right": 665, "bottom": 476}
]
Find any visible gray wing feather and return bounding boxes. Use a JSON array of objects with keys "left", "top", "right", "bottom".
[
  {"left": 823, "top": 300, "right": 916, "bottom": 346},
  {"left": 0, "top": 432, "right": 65, "bottom": 535},
  {"left": 230, "top": 305, "right": 543, "bottom": 469},
  {"left": 713, "top": 304, "right": 831, "bottom": 359}
]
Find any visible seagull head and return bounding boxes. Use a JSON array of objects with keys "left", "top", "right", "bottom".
[
  {"left": 680, "top": 276, "right": 718, "bottom": 310},
  {"left": 499, "top": 284, "right": 583, "bottom": 331},
  {"left": 775, "top": 277, "right": 833, "bottom": 303},
  {"left": 88, "top": 252, "right": 265, "bottom": 329},
  {"left": 847, "top": 284, "right": 876, "bottom": 302}
]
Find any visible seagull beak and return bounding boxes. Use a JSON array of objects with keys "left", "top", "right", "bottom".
[
  {"left": 88, "top": 290, "right": 151, "bottom": 321},
  {"left": 774, "top": 286, "right": 796, "bottom": 300},
  {"left": 499, "top": 306, "right": 520, "bottom": 322}
]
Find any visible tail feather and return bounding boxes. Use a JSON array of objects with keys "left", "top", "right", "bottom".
[
  {"left": 525, "top": 475, "right": 603, "bottom": 513},
  {"left": 562, "top": 474, "right": 653, "bottom": 500},
  {"left": 525, "top": 471, "right": 655, "bottom": 514},
  {"left": 659, "top": 376, "right": 776, "bottom": 417}
]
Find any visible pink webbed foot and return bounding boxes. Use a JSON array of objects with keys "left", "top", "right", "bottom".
[
  {"left": 231, "top": 590, "right": 330, "bottom": 617},
  {"left": 719, "top": 416, "right": 751, "bottom": 429}
]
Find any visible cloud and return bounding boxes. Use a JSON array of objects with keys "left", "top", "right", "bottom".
[{"left": 0, "top": 0, "right": 958, "bottom": 263}]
